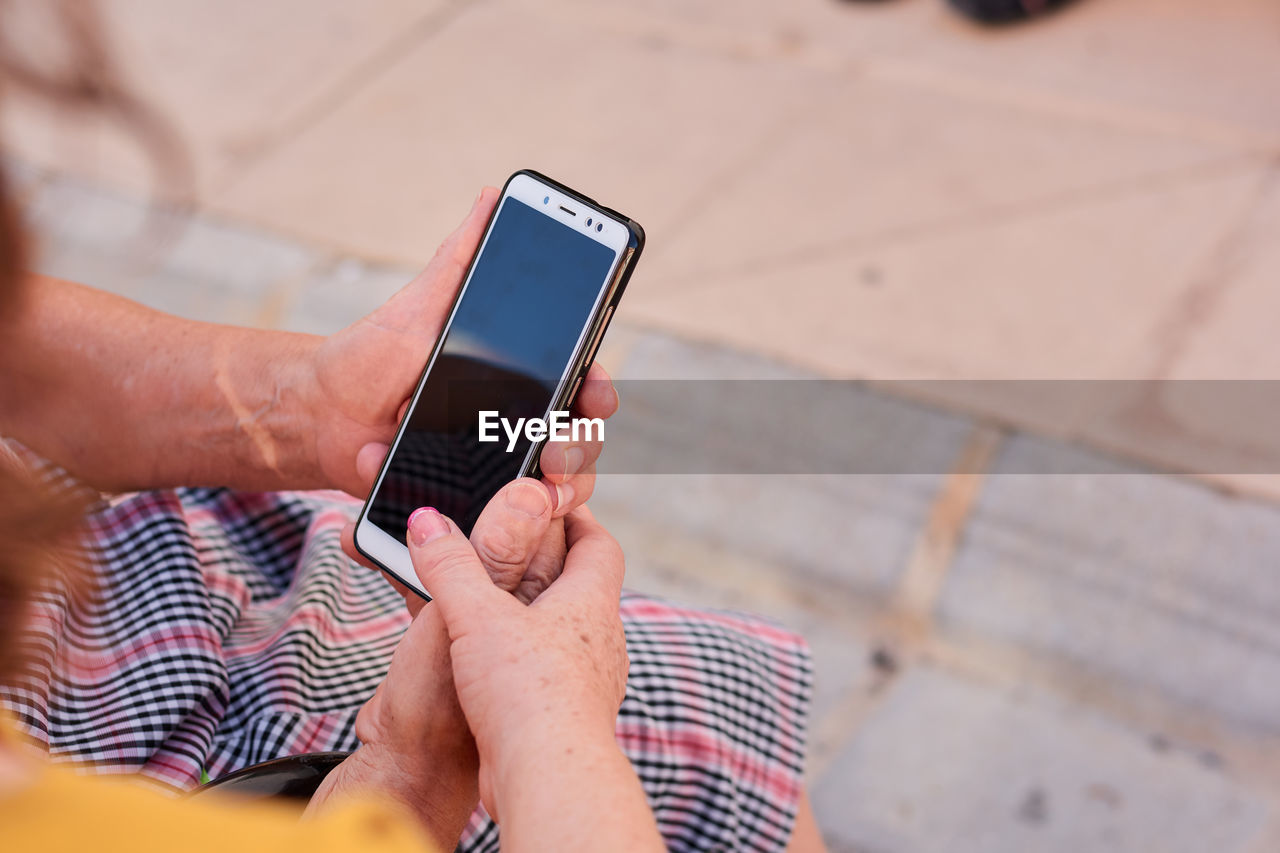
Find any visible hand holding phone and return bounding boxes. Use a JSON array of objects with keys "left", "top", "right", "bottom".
[
  {"left": 308, "top": 189, "right": 500, "bottom": 499},
  {"left": 353, "top": 171, "right": 644, "bottom": 599}
]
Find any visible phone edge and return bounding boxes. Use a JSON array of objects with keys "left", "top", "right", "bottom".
[{"left": 354, "top": 169, "right": 645, "bottom": 599}]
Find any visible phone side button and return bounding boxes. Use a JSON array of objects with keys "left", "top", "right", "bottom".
[
  {"left": 565, "top": 376, "right": 583, "bottom": 407},
  {"left": 582, "top": 304, "right": 615, "bottom": 371}
]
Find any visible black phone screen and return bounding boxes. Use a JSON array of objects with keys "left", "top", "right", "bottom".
[{"left": 366, "top": 196, "right": 618, "bottom": 538}]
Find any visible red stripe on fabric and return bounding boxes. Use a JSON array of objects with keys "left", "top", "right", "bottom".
[
  {"left": 616, "top": 721, "right": 803, "bottom": 805},
  {"left": 59, "top": 628, "right": 219, "bottom": 677},
  {"left": 88, "top": 492, "right": 186, "bottom": 538},
  {"left": 143, "top": 753, "right": 196, "bottom": 787},
  {"left": 621, "top": 598, "right": 805, "bottom": 649},
  {"left": 223, "top": 609, "right": 407, "bottom": 658}
]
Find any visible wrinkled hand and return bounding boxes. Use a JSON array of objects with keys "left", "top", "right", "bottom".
[
  {"left": 308, "top": 187, "right": 619, "bottom": 509},
  {"left": 340, "top": 477, "right": 567, "bottom": 617},
  {"left": 403, "top": 501, "right": 629, "bottom": 821},
  {"left": 306, "top": 478, "right": 563, "bottom": 847}
]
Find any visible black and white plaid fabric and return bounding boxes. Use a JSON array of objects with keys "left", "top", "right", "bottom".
[{"left": 1, "top": 441, "right": 812, "bottom": 851}]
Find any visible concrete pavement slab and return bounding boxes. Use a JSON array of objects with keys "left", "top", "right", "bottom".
[
  {"left": 938, "top": 433, "right": 1280, "bottom": 733},
  {"left": 862, "top": 0, "right": 1280, "bottom": 148},
  {"left": 623, "top": 165, "right": 1265, "bottom": 380},
  {"left": 279, "top": 258, "right": 419, "bottom": 336},
  {"left": 209, "top": 0, "right": 832, "bottom": 265},
  {"left": 534, "top": 0, "right": 1280, "bottom": 147},
  {"left": 25, "top": 176, "right": 318, "bottom": 327},
  {"left": 1169, "top": 168, "right": 1280, "bottom": 380},
  {"left": 0, "top": 0, "right": 450, "bottom": 195},
  {"left": 524, "top": 0, "right": 918, "bottom": 70},
  {"left": 643, "top": 74, "right": 1253, "bottom": 293},
  {"left": 594, "top": 331, "right": 968, "bottom": 594},
  {"left": 593, "top": 501, "right": 882, "bottom": 770},
  {"left": 812, "top": 666, "right": 1270, "bottom": 853},
  {"left": 594, "top": 472, "right": 943, "bottom": 599}
]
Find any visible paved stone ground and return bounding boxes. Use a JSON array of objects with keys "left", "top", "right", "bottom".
[
  {"left": 7, "top": 0, "right": 1280, "bottom": 507},
  {"left": 18, "top": 171, "right": 1280, "bottom": 850}
]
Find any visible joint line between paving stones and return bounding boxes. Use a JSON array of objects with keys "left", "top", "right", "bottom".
[
  {"left": 1145, "top": 158, "right": 1280, "bottom": 379},
  {"left": 213, "top": 0, "right": 484, "bottom": 198},
  {"left": 654, "top": 151, "right": 1265, "bottom": 293},
  {"left": 806, "top": 424, "right": 1003, "bottom": 785},
  {"left": 866, "top": 59, "right": 1280, "bottom": 156},
  {"left": 892, "top": 423, "right": 1003, "bottom": 632},
  {"left": 654, "top": 77, "right": 839, "bottom": 254}
]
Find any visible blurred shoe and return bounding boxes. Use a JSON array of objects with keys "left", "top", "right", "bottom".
[{"left": 946, "top": 0, "right": 1080, "bottom": 24}]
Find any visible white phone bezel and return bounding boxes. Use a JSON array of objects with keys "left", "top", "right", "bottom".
[{"left": 353, "top": 173, "right": 629, "bottom": 598}]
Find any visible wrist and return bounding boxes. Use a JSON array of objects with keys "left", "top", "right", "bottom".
[
  {"left": 215, "top": 327, "right": 326, "bottom": 490},
  {"left": 486, "top": 726, "right": 663, "bottom": 850},
  {"left": 488, "top": 716, "right": 621, "bottom": 807},
  {"left": 308, "top": 743, "right": 478, "bottom": 849},
  {"left": 273, "top": 331, "right": 327, "bottom": 488}
]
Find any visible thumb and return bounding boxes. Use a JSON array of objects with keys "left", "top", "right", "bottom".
[{"left": 407, "top": 507, "right": 508, "bottom": 634}]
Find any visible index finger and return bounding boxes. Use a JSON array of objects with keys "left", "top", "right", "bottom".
[
  {"left": 572, "top": 362, "right": 619, "bottom": 420},
  {"left": 407, "top": 508, "right": 511, "bottom": 635}
]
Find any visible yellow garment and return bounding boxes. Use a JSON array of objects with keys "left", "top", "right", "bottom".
[{"left": 0, "top": 719, "right": 436, "bottom": 853}]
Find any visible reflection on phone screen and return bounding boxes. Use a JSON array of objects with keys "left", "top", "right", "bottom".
[{"left": 366, "top": 197, "right": 617, "bottom": 536}]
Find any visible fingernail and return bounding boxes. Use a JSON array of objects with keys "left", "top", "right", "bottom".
[
  {"left": 554, "top": 481, "right": 573, "bottom": 512},
  {"left": 408, "top": 507, "right": 448, "bottom": 546},
  {"left": 506, "top": 480, "right": 550, "bottom": 518},
  {"left": 564, "top": 446, "right": 585, "bottom": 476}
]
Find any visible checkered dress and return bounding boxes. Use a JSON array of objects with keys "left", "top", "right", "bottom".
[{"left": 1, "top": 443, "right": 812, "bottom": 852}]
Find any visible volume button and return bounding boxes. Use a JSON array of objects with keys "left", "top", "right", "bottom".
[{"left": 582, "top": 304, "right": 615, "bottom": 370}]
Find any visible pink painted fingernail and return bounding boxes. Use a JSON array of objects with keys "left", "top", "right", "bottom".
[{"left": 407, "top": 507, "right": 447, "bottom": 546}]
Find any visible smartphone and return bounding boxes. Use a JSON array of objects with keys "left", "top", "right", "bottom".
[{"left": 353, "top": 170, "right": 644, "bottom": 599}]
